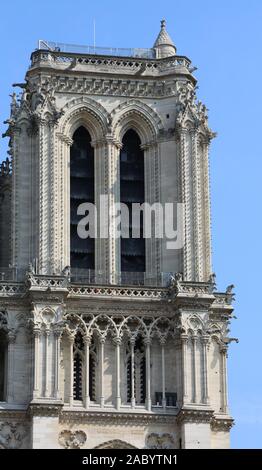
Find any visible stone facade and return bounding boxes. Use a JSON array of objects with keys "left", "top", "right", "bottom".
[{"left": 0, "top": 21, "right": 236, "bottom": 449}]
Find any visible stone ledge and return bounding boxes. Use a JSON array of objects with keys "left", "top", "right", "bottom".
[{"left": 60, "top": 410, "right": 178, "bottom": 426}]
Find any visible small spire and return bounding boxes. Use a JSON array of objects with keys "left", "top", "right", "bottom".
[{"left": 153, "top": 19, "right": 177, "bottom": 58}]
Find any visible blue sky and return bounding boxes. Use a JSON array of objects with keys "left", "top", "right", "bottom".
[{"left": 1, "top": 0, "right": 261, "bottom": 448}]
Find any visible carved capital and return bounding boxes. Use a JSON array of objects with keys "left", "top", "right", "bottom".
[{"left": 7, "top": 330, "right": 16, "bottom": 344}]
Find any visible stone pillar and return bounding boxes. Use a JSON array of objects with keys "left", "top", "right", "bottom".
[
  {"left": 181, "top": 334, "right": 188, "bottom": 405},
  {"left": 178, "top": 128, "right": 193, "bottom": 280},
  {"left": 54, "top": 329, "right": 62, "bottom": 399},
  {"left": 7, "top": 330, "right": 16, "bottom": 403},
  {"left": 68, "top": 334, "right": 74, "bottom": 407},
  {"left": 44, "top": 329, "right": 50, "bottom": 397},
  {"left": 106, "top": 137, "right": 121, "bottom": 284},
  {"left": 191, "top": 129, "right": 202, "bottom": 281},
  {"left": 99, "top": 337, "right": 105, "bottom": 407},
  {"left": 202, "top": 336, "right": 210, "bottom": 404},
  {"left": 93, "top": 140, "right": 108, "bottom": 284},
  {"left": 145, "top": 338, "right": 151, "bottom": 411},
  {"left": 56, "top": 133, "right": 73, "bottom": 271},
  {"left": 179, "top": 412, "right": 212, "bottom": 449},
  {"left": 220, "top": 345, "right": 229, "bottom": 413},
  {"left": 33, "top": 327, "right": 41, "bottom": 399},
  {"left": 201, "top": 137, "right": 212, "bottom": 280},
  {"left": 130, "top": 338, "right": 135, "bottom": 408},
  {"left": 160, "top": 339, "right": 166, "bottom": 409},
  {"left": 143, "top": 142, "right": 161, "bottom": 282},
  {"left": 192, "top": 335, "right": 197, "bottom": 403},
  {"left": 84, "top": 335, "right": 91, "bottom": 409},
  {"left": 114, "top": 336, "right": 121, "bottom": 410}
]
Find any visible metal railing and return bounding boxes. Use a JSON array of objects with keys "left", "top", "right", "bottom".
[
  {"left": 70, "top": 269, "right": 172, "bottom": 287},
  {"left": 0, "top": 267, "right": 173, "bottom": 287},
  {"left": 0, "top": 266, "right": 173, "bottom": 287},
  {"left": 38, "top": 40, "right": 155, "bottom": 59},
  {"left": 0, "top": 267, "right": 26, "bottom": 282}
]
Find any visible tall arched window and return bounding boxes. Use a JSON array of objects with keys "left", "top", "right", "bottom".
[
  {"left": 126, "top": 335, "right": 146, "bottom": 404},
  {"left": 72, "top": 332, "right": 97, "bottom": 403},
  {"left": 120, "top": 129, "right": 145, "bottom": 274},
  {"left": 70, "top": 126, "right": 95, "bottom": 272},
  {"left": 73, "top": 331, "right": 84, "bottom": 400},
  {"left": 0, "top": 330, "right": 7, "bottom": 401},
  {"left": 89, "top": 337, "right": 97, "bottom": 402}
]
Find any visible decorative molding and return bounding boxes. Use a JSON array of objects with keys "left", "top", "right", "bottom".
[
  {"left": 146, "top": 432, "right": 176, "bottom": 449},
  {"left": 59, "top": 430, "right": 87, "bottom": 449},
  {"left": 28, "top": 403, "right": 63, "bottom": 417},
  {"left": 94, "top": 439, "right": 137, "bottom": 449},
  {"left": 177, "top": 409, "right": 214, "bottom": 424},
  {"left": 0, "top": 421, "right": 27, "bottom": 449},
  {"left": 211, "top": 417, "right": 234, "bottom": 432},
  {"left": 60, "top": 411, "right": 177, "bottom": 426}
]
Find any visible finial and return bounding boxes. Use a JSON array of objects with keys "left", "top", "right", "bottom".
[{"left": 153, "top": 19, "right": 176, "bottom": 58}]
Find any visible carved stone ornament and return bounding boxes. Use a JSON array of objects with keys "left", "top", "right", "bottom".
[
  {"left": 146, "top": 432, "right": 176, "bottom": 449},
  {"left": 94, "top": 439, "right": 137, "bottom": 449},
  {"left": 0, "top": 422, "right": 26, "bottom": 449},
  {"left": 59, "top": 430, "right": 87, "bottom": 449}
]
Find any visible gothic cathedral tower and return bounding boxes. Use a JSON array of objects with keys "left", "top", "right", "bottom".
[{"left": 0, "top": 21, "right": 236, "bottom": 449}]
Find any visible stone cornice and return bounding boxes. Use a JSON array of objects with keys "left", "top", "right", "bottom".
[
  {"left": 0, "top": 279, "right": 235, "bottom": 317},
  {"left": 0, "top": 410, "right": 28, "bottom": 420},
  {"left": 211, "top": 416, "right": 234, "bottom": 432},
  {"left": 60, "top": 410, "right": 177, "bottom": 426},
  {"left": 29, "top": 50, "right": 195, "bottom": 83},
  {"left": 27, "top": 402, "right": 63, "bottom": 417},
  {"left": 177, "top": 408, "right": 214, "bottom": 424}
]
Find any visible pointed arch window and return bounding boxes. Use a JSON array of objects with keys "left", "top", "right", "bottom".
[
  {"left": 73, "top": 331, "right": 84, "bottom": 400},
  {"left": 120, "top": 129, "right": 145, "bottom": 272},
  {"left": 89, "top": 337, "right": 97, "bottom": 402},
  {"left": 70, "top": 126, "right": 95, "bottom": 271},
  {"left": 72, "top": 332, "right": 97, "bottom": 403},
  {"left": 126, "top": 335, "right": 146, "bottom": 404}
]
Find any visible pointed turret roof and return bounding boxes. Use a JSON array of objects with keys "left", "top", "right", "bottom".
[{"left": 153, "top": 19, "right": 177, "bottom": 58}]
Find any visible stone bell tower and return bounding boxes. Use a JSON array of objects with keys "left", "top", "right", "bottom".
[{"left": 0, "top": 20, "right": 236, "bottom": 449}]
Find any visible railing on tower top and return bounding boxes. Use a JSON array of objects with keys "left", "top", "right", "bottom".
[
  {"left": 70, "top": 269, "right": 172, "bottom": 286},
  {"left": 0, "top": 266, "right": 172, "bottom": 287},
  {"left": 37, "top": 39, "right": 155, "bottom": 59}
]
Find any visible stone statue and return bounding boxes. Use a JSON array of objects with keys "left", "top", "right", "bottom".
[
  {"left": 226, "top": 284, "right": 234, "bottom": 294},
  {"left": 62, "top": 265, "right": 71, "bottom": 277}
]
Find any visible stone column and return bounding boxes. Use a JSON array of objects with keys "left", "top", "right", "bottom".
[
  {"left": 99, "top": 337, "right": 105, "bottom": 407},
  {"left": 202, "top": 336, "right": 210, "bottom": 404},
  {"left": 44, "top": 328, "right": 50, "bottom": 397},
  {"left": 160, "top": 338, "right": 166, "bottom": 408},
  {"left": 201, "top": 137, "right": 212, "bottom": 280},
  {"left": 7, "top": 330, "right": 16, "bottom": 403},
  {"left": 143, "top": 142, "right": 161, "bottom": 283},
  {"left": 106, "top": 137, "right": 121, "bottom": 284},
  {"left": 68, "top": 334, "right": 74, "bottom": 406},
  {"left": 114, "top": 336, "right": 121, "bottom": 410},
  {"left": 192, "top": 335, "right": 197, "bottom": 403},
  {"left": 33, "top": 327, "right": 41, "bottom": 399},
  {"left": 178, "top": 128, "right": 193, "bottom": 280},
  {"left": 56, "top": 133, "right": 73, "bottom": 271},
  {"left": 145, "top": 338, "right": 151, "bottom": 411},
  {"left": 181, "top": 334, "right": 188, "bottom": 405},
  {"left": 191, "top": 128, "right": 202, "bottom": 281},
  {"left": 130, "top": 338, "right": 136, "bottom": 408},
  {"left": 220, "top": 344, "right": 229, "bottom": 413},
  {"left": 93, "top": 140, "right": 108, "bottom": 284},
  {"left": 54, "top": 329, "right": 62, "bottom": 399},
  {"left": 84, "top": 335, "right": 91, "bottom": 409}
]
